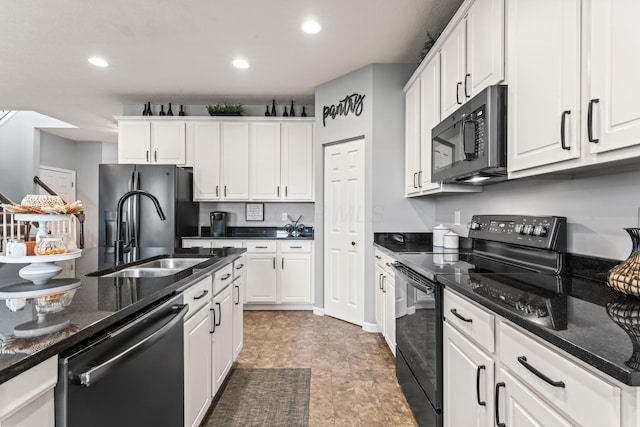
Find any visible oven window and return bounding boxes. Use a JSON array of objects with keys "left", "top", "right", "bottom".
[{"left": 396, "top": 281, "right": 440, "bottom": 409}]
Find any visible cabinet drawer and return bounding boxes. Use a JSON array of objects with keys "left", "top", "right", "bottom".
[
  {"left": 183, "top": 238, "right": 212, "bottom": 248},
  {"left": 213, "top": 240, "right": 244, "bottom": 249},
  {"left": 278, "top": 241, "right": 312, "bottom": 253},
  {"left": 246, "top": 241, "right": 277, "bottom": 252},
  {"left": 443, "top": 289, "right": 495, "bottom": 353},
  {"left": 499, "top": 322, "right": 621, "bottom": 427},
  {"left": 213, "top": 263, "right": 234, "bottom": 295},
  {"left": 183, "top": 276, "right": 213, "bottom": 317},
  {"left": 233, "top": 256, "right": 246, "bottom": 280}
]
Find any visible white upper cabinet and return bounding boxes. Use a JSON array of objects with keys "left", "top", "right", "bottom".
[
  {"left": 192, "top": 122, "right": 221, "bottom": 201},
  {"left": 419, "top": 54, "right": 445, "bottom": 193},
  {"left": 250, "top": 122, "right": 281, "bottom": 200},
  {"left": 405, "top": 79, "right": 422, "bottom": 196},
  {"left": 281, "top": 122, "right": 314, "bottom": 201},
  {"left": 583, "top": 0, "right": 640, "bottom": 158},
  {"left": 118, "top": 120, "right": 186, "bottom": 164},
  {"left": 221, "top": 122, "right": 249, "bottom": 200},
  {"left": 440, "top": 0, "right": 505, "bottom": 119},
  {"left": 507, "top": 0, "right": 581, "bottom": 174}
]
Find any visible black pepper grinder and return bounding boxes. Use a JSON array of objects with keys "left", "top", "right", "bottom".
[
  {"left": 167, "top": 103, "right": 173, "bottom": 116},
  {"left": 271, "top": 99, "right": 277, "bottom": 117},
  {"left": 290, "top": 100, "right": 295, "bottom": 117},
  {"left": 179, "top": 105, "right": 186, "bottom": 116}
]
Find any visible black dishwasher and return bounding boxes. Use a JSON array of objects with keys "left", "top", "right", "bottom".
[{"left": 55, "top": 293, "right": 187, "bottom": 427}]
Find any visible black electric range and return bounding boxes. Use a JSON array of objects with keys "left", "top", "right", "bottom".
[{"left": 392, "top": 214, "right": 568, "bottom": 427}]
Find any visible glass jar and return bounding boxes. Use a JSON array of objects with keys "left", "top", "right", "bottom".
[
  {"left": 6, "top": 238, "right": 27, "bottom": 257},
  {"left": 35, "top": 236, "right": 67, "bottom": 256}
]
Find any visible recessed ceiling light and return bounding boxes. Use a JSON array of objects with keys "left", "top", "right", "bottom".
[
  {"left": 88, "top": 57, "right": 109, "bottom": 67},
  {"left": 232, "top": 59, "right": 249, "bottom": 69},
  {"left": 302, "top": 20, "right": 321, "bottom": 34}
]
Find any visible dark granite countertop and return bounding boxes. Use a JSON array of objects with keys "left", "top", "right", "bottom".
[
  {"left": 377, "top": 234, "right": 640, "bottom": 386},
  {"left": 186, "top": 226, "right": 314, "bottom": 240},
  {"left": 0, "top": 246, "right": 245, "bottom": 384}
]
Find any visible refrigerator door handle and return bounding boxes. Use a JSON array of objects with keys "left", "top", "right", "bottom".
[{"left": 131, "top": 171, "right": 140, "bottom": 247}]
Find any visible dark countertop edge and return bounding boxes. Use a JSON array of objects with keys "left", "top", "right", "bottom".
[
  {"left": 183, "top": 236, "right": 314, "bottom": 240},
  {"left": 373, "top": 243, "right": 401, "bottom": 259},
  {"left": 0, "top": 249, "right": 246, "bottom": 385},
  {"left": 442, "top": 280, "right": 638, "bottom": 386}
]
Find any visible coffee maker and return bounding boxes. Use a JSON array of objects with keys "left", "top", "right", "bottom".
[{"left": 210, "top": 211, "right": 228, "bottom": 237}]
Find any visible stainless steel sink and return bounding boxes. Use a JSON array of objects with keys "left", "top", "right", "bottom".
[
  {"left": 101, "top": 267, "right": 182, "bottom": 278},
  {"left": 135, "top": 258, "right": 208, "bottom": 269}
]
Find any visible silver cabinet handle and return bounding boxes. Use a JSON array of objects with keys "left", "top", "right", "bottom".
[
  {"left": 282, "top": 257, "right": 284, "bottom": 269},
  {"left": 273, "top": 257, "right": 275, "bottom": 269},
  {"left": 154, "top": 150, "right": 158, "bottom": 162},
  {"left": 290, "top": 246, "right": 302, "bottom": 249},
  {"left": 285, "top": 186, "right": 288, "bottom": 197},
  {"left": 146, "top": 150, "right": 149, "bottom": 162},
  {"left": 216, "top": 185, "right": 219, "bottom": 197},
  {"left": 277, "top": 186, "right": 280, "bottom": 197},
  {"left": 224, "top": 185, "right": 227, "bottom": 197},
  {"left": 256, "top": 246, "right": 268, "bottom": 249}
]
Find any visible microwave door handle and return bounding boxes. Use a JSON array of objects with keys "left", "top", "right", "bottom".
[{"left": 463, "top": 119, "right": 477, "bottom": 160}]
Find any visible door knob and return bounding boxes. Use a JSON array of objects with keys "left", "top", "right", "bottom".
[{"left": 351, "top": 241, "right": 356, "bottom": 246}]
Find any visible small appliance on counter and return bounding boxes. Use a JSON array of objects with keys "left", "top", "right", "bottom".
[{"left": 210, "top": 211, "right": 228, "bottom": 237}]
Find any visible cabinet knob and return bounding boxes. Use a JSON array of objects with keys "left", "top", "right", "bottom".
[{"left": 351, "top": 241, "right": 356, "bottom": 246}]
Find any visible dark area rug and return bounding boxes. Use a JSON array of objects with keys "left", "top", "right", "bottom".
[{"left": 204, "top": 368, "right": 311, "bottom": 427}]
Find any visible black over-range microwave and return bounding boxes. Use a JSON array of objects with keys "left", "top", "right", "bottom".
[{"left": 431, "top": 84, "right": 507, "bottom": 184}]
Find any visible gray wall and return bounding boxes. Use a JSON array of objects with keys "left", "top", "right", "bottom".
[
  {"left": 0, "top": 111, "right": 73, "bottom": 201},
  {"left": 435, "top": 168, "right": 640, "bottom": 261},
  {"left": 314, "top": 64, "right": 437, "bottom": 324},
  {"left": 197, "top": 202, "right": 314, "bottom": 229}
]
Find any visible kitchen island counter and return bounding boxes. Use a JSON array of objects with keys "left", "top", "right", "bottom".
[{"left": 0, "top": 246, "right": 245, "bottom": 384}]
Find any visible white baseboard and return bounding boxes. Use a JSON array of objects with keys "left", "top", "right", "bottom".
[
  {"left": 362, "top": 321, "right": 380, "bottom": 333},
  {"left": 313, "top": 307, "right": 325, "bottom": 316},
  {"left": 243, "top": 304, "right": 314, "bottom": 311}
]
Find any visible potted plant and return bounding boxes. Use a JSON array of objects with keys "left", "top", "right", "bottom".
[{"left": 206, "top": 103, "right": 244, "bottom": 116}]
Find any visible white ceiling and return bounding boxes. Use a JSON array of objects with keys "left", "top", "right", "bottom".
[{"left": 0, "top": 0, "right": 463, "bottom": 143}]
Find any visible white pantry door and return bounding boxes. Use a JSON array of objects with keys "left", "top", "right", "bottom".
[{"left": 324, "top": 138, "right": 365, "bottom": 326}]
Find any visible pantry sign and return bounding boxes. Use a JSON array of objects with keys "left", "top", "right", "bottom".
[{"left": 322, "top": 93, "right": 366, "bottom": 127}]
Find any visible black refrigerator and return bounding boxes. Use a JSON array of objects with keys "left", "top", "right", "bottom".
[{"left": 98, "top": 164, "right": 198, "bottom": 249}]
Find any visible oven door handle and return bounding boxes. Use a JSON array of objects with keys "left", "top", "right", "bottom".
[
  {"left": 78, "top": 303, "right": 188, "bottom": 387},
  {"left": 391, "top": 263, "right": 435, "bottom": 295}
]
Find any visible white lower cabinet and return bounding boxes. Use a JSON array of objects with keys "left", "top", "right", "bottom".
[
  {"left": 184, "top": 299, "right": 212, "bottom": 427},
  {"left": 0, "top": 356, "right": 56, "bottom": 427},
  {"left": 374, "top": 249, "right": 396, "bottom": 355},
  {"left": 443, "top": 322, "right": 494, "bottom": 427},
  {"left": 444, "top": 288, "right": 628, "bottom": 427},
  {"left": 244, "top": 241, "right": 313, "bottom": 306},
  {"left": 183, "top": 275, "right": 213, "bottom": 427},
  {"left": 212, "top": 283, "right": 233, "bottom": 395},
  {"left": 232, "top": 256, "right": 246, "bottom": 360}
]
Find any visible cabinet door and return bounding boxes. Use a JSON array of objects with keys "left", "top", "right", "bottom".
[
  {"left": 151, "top": 121, "right": 186, "bottom": 164},
  {"left": 507, "top": 0, "right": 581, "bottom": 173},
  {"left": 586, "top": 0, "right": 640, "bottom": 155},
  {"left": 405, "top": 80, "right": 421, "bottom": 196},
  {"left": 498, "top": 369, "right": 574, "bottom": 427},
  {"left": 279, "top": 254, "right": 312, "bottom": 303},
  {"left": 245, "top": 253, "right": 277, "bottom": 303},
  {"left": 212, "top": 287, "right": 233, "bottom": 395},
  {"left": 184, "top": 303, "right": 212, "bottom": 427},
  {"left": 250, "top": 122, "right": 281, "bottom": 200},
  {"left": 221, "top": 122, "right": 249, "bottom": 200},
  {"left": 281, "top": 123, "right": 314, "bottom": 201},
  {"left": 440, "top": 21, "right": 466, "bottom": 118},
  {"left": 419, "top": 54, "right": 442, "bottom": 192},
  {"left": 465, "top": 0, "right": 504, "bottom": 98},
  {"left": 193, "top": 122, "right": 221, "bottom": 201},
  {"left": 118, "top": 121, "right": 151, "bottom": 164},
  {"left": 182, "top": 238, "right": 213, "bottom": 248},
  {"left": 374, "top": 264, "right": 385, "bottom": 331},
  {"left": 383, "top": 275, "right": 396, "bottom": 355},
  {"left": 443, "top": 322, "right": 494, "bottom": 427},
  {"left": 232, "top": 258, "right": 246, "bottom": 360}
]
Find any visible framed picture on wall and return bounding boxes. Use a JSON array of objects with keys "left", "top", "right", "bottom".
[{"left": 245, "top": 203, "right": 264, "bottom": 221}]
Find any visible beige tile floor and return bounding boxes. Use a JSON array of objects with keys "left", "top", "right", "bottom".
[{"left": 236, "top": 310, "right": 418, "bottom": 427}]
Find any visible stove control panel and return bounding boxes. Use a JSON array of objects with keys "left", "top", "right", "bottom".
[{"left": 468, "top": 215, "right": 567, "bottom": 252}]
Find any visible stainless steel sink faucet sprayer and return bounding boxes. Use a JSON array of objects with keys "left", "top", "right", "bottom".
[{"left": 114, "top": 190, "right": 166, "bottom": 264}]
